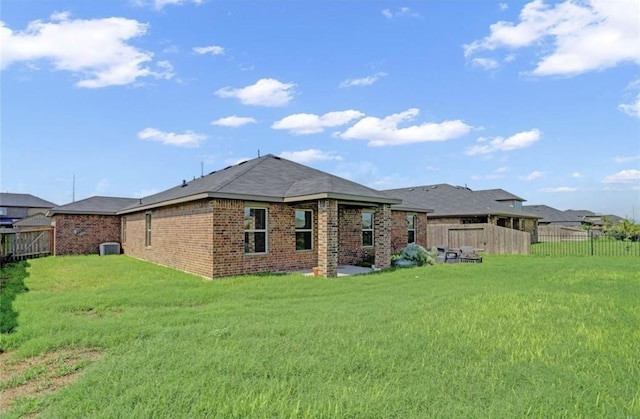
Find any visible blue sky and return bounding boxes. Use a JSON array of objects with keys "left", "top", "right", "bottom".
[{"left": 2, "top": 0, "right": 639, "bottom": 219}]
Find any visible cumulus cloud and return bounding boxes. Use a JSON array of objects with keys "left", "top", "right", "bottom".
[
  {"left": 0, "top": 12, "right": 173, "bottom": 88},
  {"left": 279, "top": 149, "right": 343, "bottom": 164},
  {"left": 619, "top": 93, "right": 640, "bottom": 118},
  {"left": 519, "top": 170, "right": 547, "bottom": 180},
  {"left": 215, "top": 78, "right": 296, "bottom": 107},
  {"left": 272, "top": 110, "right": 364, "bottom": 135},
  {"left": 464, "top": 0, "right": 640, "bottom": 76},
  {"left": 470, "top": 57, "right": 500, "bottom": 70},
  {"left": 211, "top": 116, "right": 256, "bottom": 127},
  {"left": 193, "top": 45, "right": 224, "bottom": 55},
  {"left": 138, "top": 127, "right": 206, "bottom": 147},
  {"left": 339, "top": 72, "right": 387, "bottom": 88},
  {"left": 602, "top": 169, "right": 640, "bottom": 184},
  {"left": 337, "top": 108, "right": 472, "bottom": 147},
  {"left": 465, "top": 129, "right": 541, "bottom": 155},
  {"left": 540, "top": 187, "right": 578, "bottom": 193}
]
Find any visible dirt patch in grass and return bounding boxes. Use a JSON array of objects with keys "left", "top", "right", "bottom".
[{"left": 0, "top": 348, "right": 103, "bottom": 414}]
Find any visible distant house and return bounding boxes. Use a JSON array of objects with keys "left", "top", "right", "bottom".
[
  {"left": 114, "top": 155, "right": 420, "bottom": 278},
  {"left": 0, "top": 193, "right": 56, "bottom": 228},
  {"left": 523, "top": 205, "right": 589, "bottom": 228},
  {"left": 383, "top": 184, "right": 541, "bottom": 253},
  {"left": 48, "top": 196, "right": 139, "bottom": 255}
]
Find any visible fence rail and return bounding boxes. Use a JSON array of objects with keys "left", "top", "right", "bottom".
[
  {"left": 0, "top": 229, "right": 53, "bottom": 262},
  {"left": 532, "top": 228, "right": 639, "bottom": 256}
]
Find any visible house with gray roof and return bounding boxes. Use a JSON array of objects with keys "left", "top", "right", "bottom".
[
  {"left": 383, "top": 184, "right": 541, "bottom": 253},
  {"left": 48, "top": 196, "right": 139, "bottom": 255},
  {"left": 0, "top": 193, "right": 57, "bottom": 228},
  {"left": 113, "top": 154, "right": 421, "bottom": 278}
]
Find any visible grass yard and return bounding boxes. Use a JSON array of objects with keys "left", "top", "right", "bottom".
[{"left": 1, "top": 255, "right": 639, "bottom": 418}]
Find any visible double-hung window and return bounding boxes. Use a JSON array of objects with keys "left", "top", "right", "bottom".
[
  {"left": 362, "top": 211, "right": 374, "bottom": 247},
  {"left": 295, "top": 209, "right": 313, "bottom": 251},
  {"left": 244, "top": 207, "right": 267, "bottom": 254},
  {"left": 407, "top": 214, "right": 416, "bottom": 244}
]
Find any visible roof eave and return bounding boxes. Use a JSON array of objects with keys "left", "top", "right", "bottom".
[{"left": 283, "top": 192, "right": 402, "bottom": 205}]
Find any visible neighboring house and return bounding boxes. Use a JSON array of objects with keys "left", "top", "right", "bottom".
[
  {"left": 0, "top": 193, "right": 56, "bottom": 228},
  {"left": 383, "top": 184, "right": 541, "bottom": 253},
  {"left": 116, "top": 155, "right": 414, "bottom": 278},
  {"left": 13, "top": 213, "right": 53, "bottom": 232},
  {"left": 524, "top": 205, "right": 590, "bottom": 228},
  {"left": 48, "top": 196, "right": 139, "bottom": 255}
]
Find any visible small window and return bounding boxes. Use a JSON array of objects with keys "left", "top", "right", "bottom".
[
  {"left": 245, "top": 207, "right": 267, "bottom": 254},
  {"left": 362, "top": 212, "right": 374, "bottom": 247},
  {"left": 122, "top": 216, "right": 127, "bottom": 243},
  {"left": 0, "top": 207, "right": 7, "bottom": 216},
  {"left": 407, "top": 214, "right": 416, "bottom": 244},
  {"left": 295, "top": 209, "right": 313, "bottom": 251},
  {"left": 145, "top": 213, "right": 152, "bottom": 247}
]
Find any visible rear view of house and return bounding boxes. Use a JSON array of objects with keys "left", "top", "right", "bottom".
[{"left": 118, "top": 154, "right": 408, "bottom": 278}]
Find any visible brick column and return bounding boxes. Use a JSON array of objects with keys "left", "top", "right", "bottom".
[
  {"left": 317, "top": 199, "right": 338, "bottom": 277},
  {"left": 374, "top": 204, "right": 392, "bottom": 269}
]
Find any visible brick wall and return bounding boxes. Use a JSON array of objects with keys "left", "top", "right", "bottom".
[
  {"left": 54, "top": 214, "right": 121, "bottom": 255},
  {"left": 317, "top": 199, "right": 338, "bottom": 277},
  {"left": 390, "top": 211, "right": 429, "bottom": 253}
]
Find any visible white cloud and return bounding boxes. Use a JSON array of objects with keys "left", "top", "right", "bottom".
[
  {"left": 193, "top": 45, "right": 224, "bottom": 55},
  {"left": 465, "top": 129, "right": 541, "bottom": 155},
  {"left": 519, "top": 170, "right": 547, "bottom": 180},
  {"left": 499, "top": 3, "right": 509, "bottom": 11},
  {"left": 619, "top": 93, "right": 640, "bottom": 118},
  {"left": 272, "top": 110, "right": 364, "bottom": 135},
  {"left": 279, "top": 149, "right": 343, "bottom": 164},
  {"left": 464, "top": 0, "right": 640, "bottom": 76},
  {"left": 138, "top": 127, "right": 206, "bottom": 147},
  {"left": 602, "top": 169, "right": 640, "bottom": 184},
  {"left": 337, "top": 108, "right": 472, "bottom": 147},
  {"left": 211, "top": 116, "right": 256, "bottom": 127},
  {"left": 382, "top": 7, "right": 421, "bottom": 19},
  {"left": 0, "top": 13, "right": 172, "bottom": 88},
  {"left": 134, "top": 0, "right": 204, "bottom": 10},
  {"left": 540, "top": 186, "right": 578, "bottom": 193},
  {"left": 215, "top": 78, "right": 296, "bottom": 107},
  {"left": 470, "top": 57, "right": 500, "bottom": 70},
  {"left": 339, "top": 72, "right": 387, "bottom": 88},
  {"left": 572, "top": 172, "right": 583, "bottom": 178}
]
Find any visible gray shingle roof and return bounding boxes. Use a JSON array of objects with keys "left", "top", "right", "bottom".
[
  {"left": 0, "top": 193, "right": 57, "bottom": 208},
  {"left": 50, "top": 196, "right": 140, "bottom": 215},
  {"left": 119, "top": 154, "right": 401, "bottom": 213},
  {"left": 522, "top": 205, "right": 584, "bottom": 224},
  {"left": 384, "top": 184, "right": 540, "bottom": 218},
  {"left": 13, "top": 213, "right": 53, "bottom": 228}
]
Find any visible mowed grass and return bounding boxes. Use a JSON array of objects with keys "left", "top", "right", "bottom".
[{"left": 2, "top": 255, "right": 639, "bottom": 418}]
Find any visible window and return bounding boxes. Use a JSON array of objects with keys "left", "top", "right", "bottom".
[
  {"left": 145, "top": 213, "right": 152, "bottom": 246},
  {"left": 407, "top": 214, "right": 416, "bottom": 244},
  {"left": 295, "top": 209, "right": 313, "bottom": 251},
  {"left": 245, "top": 207, "right": 267, "bottom": 254},
  {"left": 362, "top": 212, "right": 374, "bottom": 247},
  {"left": 0, "top": 207, "right": 7, "bottom": 216},
  {"left": 122, "top": 217, "right": 127, "bottom": 243}
]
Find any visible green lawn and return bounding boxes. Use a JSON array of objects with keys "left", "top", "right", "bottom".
[{"left": 1, "top": 255, "right": 639, "bottom": 418}]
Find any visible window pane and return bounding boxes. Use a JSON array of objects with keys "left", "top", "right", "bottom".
[
  {"left": 362, "top": 213, "right": 373, "bottom": 229},
  {"left": 406, "top": 215, "right": 415, "bottom": 229},
  {"left": 408, "top": 231, "right": 415, "bottom": 244},
  {"left": 296, "top": 232, "right": 312, "bottom": 251},
  {"left": 245, "top": 208, "right": 266, "bottom": 230},
  {"left": 295, "top": 210, "right": 312, "bottom": 229},
  {"left": 245, "top": 232, "right": 266, "bottom": 253},
  {"left": 362, "top": 230, "right": 373, "bottom": 247}
]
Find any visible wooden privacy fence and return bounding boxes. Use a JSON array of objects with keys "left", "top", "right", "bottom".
[
  {"left": 427, "top": 223, "right": 531, "bottom": 254},
  {"left": 0, "top": 228, "right": 53, "bottom": 261}
]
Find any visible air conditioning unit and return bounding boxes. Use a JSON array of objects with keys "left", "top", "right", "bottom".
[{"left": 99, "top": 242, "right": 121, "bottom": 256}]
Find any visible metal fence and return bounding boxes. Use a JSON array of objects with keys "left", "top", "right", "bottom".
[{"left": 532, "top": 229, "right": 640, "bottom": 256}]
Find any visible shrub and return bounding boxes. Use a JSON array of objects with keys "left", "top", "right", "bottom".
[{"left": 401, "top": 243, "right": 436, "bottom": 266}]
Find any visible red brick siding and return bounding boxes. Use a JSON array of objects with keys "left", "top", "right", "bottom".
[
  {"left": 54, "top": 214, "right": 121, "bottom": 255},
  {"left": 390, "top": 211, "right": 429, "bottom": 253},
  {"left": 317, "top": 199, "right": 338, "bottom": 277},
  {"left": 337, "top": 206, "right": 392, "bottom": 268},
  {"left": 374, "top": 204, "right": 392, "bottom": 269}
]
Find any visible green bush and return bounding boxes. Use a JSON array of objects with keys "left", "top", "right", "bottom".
[
  {"left": 0, "top": 262, "right": 29, "bottom": 336},
  {"left": 401, "top": 243, "right": 437, "bottom": 266}
]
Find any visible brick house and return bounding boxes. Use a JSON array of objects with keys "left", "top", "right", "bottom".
[
  {"left": 0, "top": 193, "right": 56, "bottom": 228},
  {"left": 115, "top": 155, "right": 431, "bottom": 278},
  {"left": 49, "top": 196, "right": 139, "bottom": 255}
]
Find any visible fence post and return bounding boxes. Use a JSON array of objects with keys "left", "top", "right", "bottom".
[{"left": 590, "top": 229, "right": 594, "bottom": 256}]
